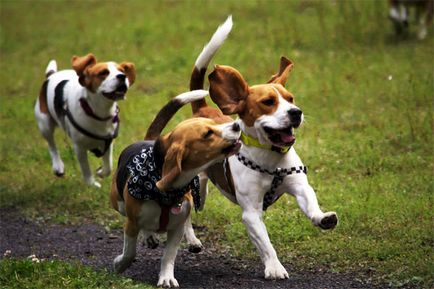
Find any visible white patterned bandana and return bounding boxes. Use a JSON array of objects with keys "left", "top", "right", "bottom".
[{"left": 126, "top": 146, "right": 200, "bottom": 210}]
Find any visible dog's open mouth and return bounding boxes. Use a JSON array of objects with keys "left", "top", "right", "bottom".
[
  {"left": 263, "top": 126, "right": 296, "bottom": 147},
  {"left": 222, "top": 140, "right": 242, "bottom": 156},
  {"left": 103, "top": 84, "right": 128, "bottom": 101}
]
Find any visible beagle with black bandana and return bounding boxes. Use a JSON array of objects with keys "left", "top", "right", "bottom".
[
  {"left": 110, "top": 90, "right": 241, "bottom": 288},
  {"left": 186, "top": 16, "right": 338, "bottom": 280},
  {"left": 34, "top": 54, "right": 135, "bottom": 187}
]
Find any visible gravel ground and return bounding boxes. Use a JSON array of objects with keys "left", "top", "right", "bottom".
[{"left": 0, "top": 207, "right": 405, "bottom": 289}]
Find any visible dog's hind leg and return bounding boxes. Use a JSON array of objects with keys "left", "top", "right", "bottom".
[
  {"left": 184, "top": 213, "right": 203, "bottom": 253},
  {"left": 417, "top": 7, "right": 430, "bottom": 40},
  {"left": 198, "top": 172, "right": 209, "bottom": 211},
  {"left": 142, "top": 231, "right": 159, "bottom": 249},
  {"left": 96, "top": 142, "right": 113, "bottom": 178},
  {"left": 35, "top": 100, "right": 65, "bottom": 176}
]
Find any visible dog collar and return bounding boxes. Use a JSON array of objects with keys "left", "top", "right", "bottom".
[
  {"left": 240, "top": 131, "right": 290, "bottom": 154},
  {"left": 79, "top": 97, "right": 119, "bottom": 122}
]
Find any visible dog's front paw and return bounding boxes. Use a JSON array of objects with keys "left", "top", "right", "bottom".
[
  {"left": 186, "top": 235, "right": 203, "bottom": 253},
  {"left": 96, "top": 166, "right": 111, "bottom": 178},
  {"left": 93, "top": 181, "right": 102, "bottom": 188},
  {"left": 157, "top": 275, "right": 179, "bottom": 288},
  {"left": 264, "top": 260, "right": 289, "bottom": 279},
  {"left": 52, "top": 161, "right": 65, "bottom": 177},
  {"left": 313, "top": 212, "right": 338, "bottom": 230},
  {"left": 188, "top": 243, "right": 203, "bottom": 253},
  {"left": 84, "top": 176, "right": 101, "bottom": 188}
]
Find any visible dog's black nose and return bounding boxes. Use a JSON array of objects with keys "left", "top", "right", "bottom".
[
  {"left": 288, "top": 108, "right": 302, "bottom": 124},
  {"left": 116, "top": 74, "right": 126, "bottom": 82},
  {"left": 232, "top": 122, "right": 240, "bottom": 132}
]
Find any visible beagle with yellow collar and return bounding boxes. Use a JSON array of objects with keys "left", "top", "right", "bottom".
[
  {"left": 186, "top": 16, "right": 338, "bottom": 280},
  {"left": 110, "top": 90, "right": 241, "bottom": 288},
  {"left": 34, "top": 54, "right": 135, "bottom": 187}
]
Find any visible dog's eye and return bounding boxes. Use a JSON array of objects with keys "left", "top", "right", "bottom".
[
  {"left": 203, "top": 129, "right": 214, "bottom": 139},
  {"left": 261, "top": 98, "right": 275, "bottom": 106},
  {"left": 288, "top": 97, "right": 294, "bottom": 103},
  {"left": 98, "top": 69, "right": 109, "bottom": 77}
]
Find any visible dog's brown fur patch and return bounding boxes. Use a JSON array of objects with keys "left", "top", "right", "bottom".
[{"left": 38, "top": 80, "right": 49, "bottom": 114}]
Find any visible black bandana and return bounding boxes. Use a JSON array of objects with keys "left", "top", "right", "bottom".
[{"left": 123, "top": 144, "right": 200, "bottom": 210}]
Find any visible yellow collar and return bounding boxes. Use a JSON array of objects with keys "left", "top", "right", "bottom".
[{"left": 240, "top": 131, "right": 290, "bottom": 154}]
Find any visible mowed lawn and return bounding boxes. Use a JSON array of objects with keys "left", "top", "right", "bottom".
[{"left": 0, "top": 1, "right": 432, "bottom": 288}]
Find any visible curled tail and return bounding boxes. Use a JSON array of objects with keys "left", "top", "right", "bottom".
[
  {"left": 38, "top": 60, "right": 58, "bottom": 114},
  {"left": 145, "top": 90, "right": 209, "bottom": 140},
  {"left": 45, "top": 60, "right": 57, "bottom": 78},
  {"left": 190, "top": 15, "right": 233, "bottom": 114}
]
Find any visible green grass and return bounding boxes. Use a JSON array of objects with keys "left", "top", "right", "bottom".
[
  {"left": 1, "top": 0, "right": 433, "bottom": 288},
  {"left": 0, "top": 259, "right": 153, "bottom": 289}
]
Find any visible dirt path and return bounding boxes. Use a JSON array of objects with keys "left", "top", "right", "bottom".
[{"left": 0, "top": 208, "right": 400, "bottom": 289}]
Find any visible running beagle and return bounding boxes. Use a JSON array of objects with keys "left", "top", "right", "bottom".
[
  {"left": 110, "top": 90, "right": 241, "bottom": 288},
  {"left": 34, "top": 54, "right": 135, "bottom": 187},
  {"left": 186, "top": 16, "right": 338, "bottom": 280}
]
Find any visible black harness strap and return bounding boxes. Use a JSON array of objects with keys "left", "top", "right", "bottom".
[
  {"left": 53, "top": 79, "right": 119, "bottom": 157},
  {"left": 65, "top": 107, "right": 119, "bottom": 157},
  {"left": 236, "top": 153, "right": 307, "bottom": 211}
]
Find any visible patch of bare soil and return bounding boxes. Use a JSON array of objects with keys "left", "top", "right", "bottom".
[{"left": 0, "top": 208, "right": 404, "bottom": 289}]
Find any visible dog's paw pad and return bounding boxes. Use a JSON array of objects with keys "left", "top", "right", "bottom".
[
  {"left": 319, "top": 213, "right": 338, "bottom": 230},
  {"left": 54, "top": 170, "right": 65, "bottom": 177},
  {"left": 188, "top": 244, "right": 203, "bottom": 253}
]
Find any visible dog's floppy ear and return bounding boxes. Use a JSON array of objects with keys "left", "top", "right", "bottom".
[
  {"left": 156, "top": 142, "right": 185, "bottom": 192},
  {"left": 120, "top": 62, "right": 136, "bottom": 86},
  {"left": 267, "top": 56, "right": 293, "bottom": 86},
  {"left": 71, "top": 53, "right": 97, "bottom": 87},
  {"left": 209, "top": 65, "right": 248, "bottom": 115}
]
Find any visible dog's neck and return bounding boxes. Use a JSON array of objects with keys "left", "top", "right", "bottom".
[
  {"left": 239, "top": 120, "right": 288, "bottom": 169},
  {"left": 173, "top": 159, "right": 219, "bottom": 188},
  {"left": 83, "top": 90, "right": 117, "bottom": 119}
]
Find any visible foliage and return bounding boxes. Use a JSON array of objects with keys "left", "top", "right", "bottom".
[{"left": 0, "top": 259, "right": 153, "bottom": 289}]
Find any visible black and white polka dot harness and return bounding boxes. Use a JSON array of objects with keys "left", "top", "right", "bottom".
[{"left": 236, "top": 153, "right": 307, "bottom": 211}]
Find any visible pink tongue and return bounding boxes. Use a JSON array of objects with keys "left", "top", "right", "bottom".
[
  {"left": 281, "top": 134, "right": 295, "bottom": 143},
  {"left": 171, "top": 205, "right": 182, "bottom": 215}
]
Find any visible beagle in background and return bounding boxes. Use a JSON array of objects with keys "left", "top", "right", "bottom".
[
  {"left": 110, "top": 90, "right": 241, "bottom": 288},
  {"left": 389, "top": 0, "right": 433, "bottom": 39},
  {"left": 186, "top": 16, "right": 338, "bottom": 280},
  {"left": 35, "top": 54, "right": 135, "bottom": 187}
]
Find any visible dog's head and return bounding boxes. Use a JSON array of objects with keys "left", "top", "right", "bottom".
[
  {"left": 208, "top": 56, "right": 303, "bottom": 149},
  {"left": 71, "top": 53, "right": 135, "bottom": 101},
  {"left": 155, "top": 118, "right": 241, "bottom": 191}
]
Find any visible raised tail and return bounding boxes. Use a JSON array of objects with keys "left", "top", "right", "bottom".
[
  {"left": 145, "top": 90, "right": 209, "bottom": 140},
  {"left": 45, "top": 60, "right": 57, "bottom": 78},
  {"left": 190, "top": 15, "right": 233, "bottom": 114}
]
